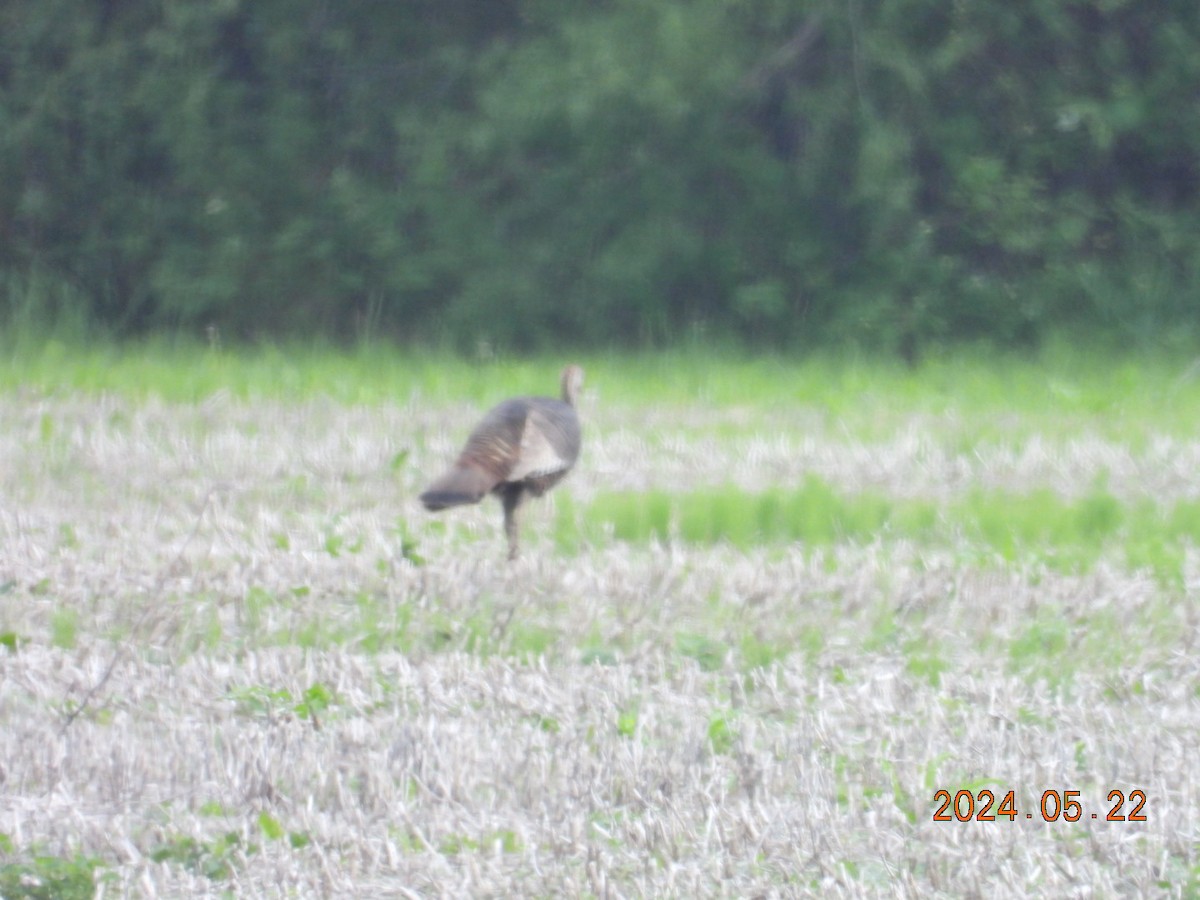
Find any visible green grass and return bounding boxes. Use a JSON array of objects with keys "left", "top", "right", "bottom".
[
  {"left": 2, "top": 338, "right": 1199, "bottom": 439},
  {"left": 559, "top": 477, "right": 1200, "bottom": 585}
]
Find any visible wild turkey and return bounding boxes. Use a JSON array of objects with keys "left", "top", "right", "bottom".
[{"left": 420, "top": 365, "right": 584, "bottom": 559}]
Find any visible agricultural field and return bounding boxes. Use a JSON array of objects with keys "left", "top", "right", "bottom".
[{"left": 1, "top": 343, "right": 1199, "bottom": 897}]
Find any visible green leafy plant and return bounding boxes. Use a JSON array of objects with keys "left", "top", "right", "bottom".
[
  {"left": 616, "top": 706, "right": 639, "bottom": 739},
  {"left": 227, "top": 683, "right": 336, "bottom": 723},
  {"left": 707, "top": 713, "right": 736, "bottom": 755},
  {"left": 150, "top": 833, "right": 252, "bottom": 882},
  {"left": 0, "top": 854, "right": 111, "bottom": 900}
]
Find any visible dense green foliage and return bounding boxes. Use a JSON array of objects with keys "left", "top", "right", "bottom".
[{"left": 2, "top": 1, "right": 1198, "bottom": 351}]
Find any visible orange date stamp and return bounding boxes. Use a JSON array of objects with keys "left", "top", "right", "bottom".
[{"left": 932, "top": 789, "right": 1147, "bottom": 823}]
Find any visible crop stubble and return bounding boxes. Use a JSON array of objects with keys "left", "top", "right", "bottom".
[{"left": 0, "top": 393, "right": 1197, "bottom": 896}]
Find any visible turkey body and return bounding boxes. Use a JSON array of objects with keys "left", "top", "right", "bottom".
[{"left": 419, "top": 365, "right": 583, "bottom": 559}]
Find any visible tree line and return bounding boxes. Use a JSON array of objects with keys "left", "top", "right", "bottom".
[{"left": 1, "top": 0, "right": 1197, "bottom": 354}]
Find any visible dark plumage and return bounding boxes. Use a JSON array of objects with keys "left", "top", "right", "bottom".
[{"left": 420, "top": 365, "right": 584, "bottom": 559}]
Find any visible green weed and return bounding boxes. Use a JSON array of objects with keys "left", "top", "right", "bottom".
[
  {"left": 0, "top": 836, "right": 112, "bottom": 900},
  {"left": 904, "top": 639, "right": 949, "bottom": 687},
  {"left": 228, "top": 685, "right": 294, "bottom": 719},
  {"left": 255, "top": 811, "right": 308, "bottom": 848},
  {"left": 439, "top": 829, "right": 522, "bottom": 856},
  {"left": 50, "top": 609, "right": 78, "bottom": 650},
  {"left": 506, "top": 622, "right": 557, "bottom": 660},
  {"left": 257, "top": 812, "right": 286, "bottom": 841},
  {"left": 0, "top": 631, "right": 25, "bottom": 653},
  {"left": 1009, "top": 613, "right": 1072, "bottom": 685},
  {"left": 0, "top": 852, "right": 112, "bottom": 900},
  {"left": 393, "top": 520, "right": 426, "bottom": 567},
  {"left": 151, "top": 832, "right": 251, "bottom": 882},
  {"left": 227, "top": 682, "right": 335, "bottom": 723},
  {"left": 740, "top": 634, "right": 789, "bottom": 670},
  {"left": 676, "top": 633, "right": 727, "bottom": 672},
  {"left": 616, "top": 705, "right": 639, "bottom": 739},
  {"left": 707, "top": 713, "right": 736, "bottom": 755},
  {"left": 528, "top": 714, "right": 561, "bottom": 734},
  {"left": 881, "top": 758, "right": 918, "bottom": 825},
  {"left": 295, "top": 683, "right": 334, "bottom": 721}
]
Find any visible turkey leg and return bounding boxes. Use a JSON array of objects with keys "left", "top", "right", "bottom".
[{"left": 501, "top": 486, "right": 525, "bottom": 560}]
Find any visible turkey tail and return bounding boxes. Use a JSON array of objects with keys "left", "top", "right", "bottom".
[{"left": 419, "top": 463, "right": 497, "bottom": 511}]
